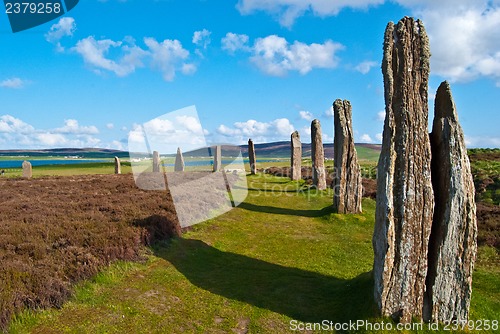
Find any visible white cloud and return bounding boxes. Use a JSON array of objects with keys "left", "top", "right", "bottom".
[
  {"left": 355, "top": 60, "right": 378, "bottom": 74},
  {"left": 221, "top": 32, "right": 250, "bottom": 53},
  {"left": 237, "top": 0, "right": 384, "bottom": 27},
  {"left": 0, "top": 115, "right": 34, "bottom": 133},
  {"left": 192, "top": 29, "right": 211, "bottom": 49},
  {"left": 55, "top": 119, "right": 99, "bottom": 135},
  {"left": 45, "top": 17, "right": 76, "bottom": 51},
  {"left": 73, "top": 36, "right": 147, "bottom": 77},
  {"left": 359, "top": 133, "right": 374, "bottom": 143},
  {"left": 70, "top": 34, "right": 194, "bottom": 81},
  {"left": 301, "top": 125, "right": 312, "bottom": 136},
  {"left": 299, "top": 110, "right": 313, "bottom": 121},
  {"left": 236, "top": 1, "right": 500, "bottom": 85},
  {"left": 106, "top": 123, "right": 114, "bottom": 129},
  {"left": 376, "top": 110, "right": 385, "bottom": 122},
  {"left": 0, "top": 78, "right": 27, "bottom": 89},
  {"left": 375, "top": 133, "right": 383, "bottom": 142},
  {"left": 144, "top": 37, "right": 195, "bottom": 81},
  {"left": 216, "top": 118, "right": 295, "bottom": 143},
  {"left": 324, "top": 106, "right": 334, "bottom": 118},
  {"left": 464, "top": 135, "right": 500, "bottom": 148},
  {"left": 250, "top": 35, "right": 343, "bottom": 76},
  {"left": 416, "top": 2, "right": 500, "bottom": 84},
  {"left": 0, "top": 115, "right": 103, "bottom": 149}
]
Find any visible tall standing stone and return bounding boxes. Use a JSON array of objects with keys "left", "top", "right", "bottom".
[
  {"left": 425, "top": 81, "right": 477, "bottom": 322},
  {"left": 175, "top": 147, "right": 185, "bottom": 172},
  {"left": 213, "top": 145, "right": 222, "bottom": 172},
  {"left": 22, "top": 161, "right": 32, "bottom": 179},
  {"left": 248, "top": 139, "right": 256, "bottom": 175},
  {"left": 333, "top": 99, "right": 363, "bottom": 214},
  {"left": 373, "top": 17, "right": 434, "bottom": 323},
  {"left": 291, "top": 131, "right": 302, "bottom": 181},
  {"left": 152, "top": 151, "right": 161, "bottom": 173},
  {"left": 311, "top": 119, "right": 326, "bottom": 190},
  {"left": 114, "top": 156, "right": 121, "bottom": 174}
]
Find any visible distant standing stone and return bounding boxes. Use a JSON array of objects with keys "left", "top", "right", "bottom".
[
  {"left": 290, "top": 131, "right": 302, "bottom": 181},
  {"left": 425, "top": 81, "right": 477, "bottom": 323},
  {"left": 22, "top": 161, "right": 32, "bottom": 179},
  {"left": 311, "top": 119, "right": 326, "bottom": 190},
  {"left": 152, "top": 151, "right": 161, "bottom": 173},
  {"left": 248, "top": 139, "right": 256, "bottom": 175},
  {"left": 373, "top": 17, "right": 434, "bottom": 323},
  {"left": 114, "top": 156, "right": 121, "bottom": 174},
  {"left": 175, "top": 147, "right": 185, "bottom": 172},
  {"left": 333, "top": 99, "right": 363, "bottom": 214},
  {"left": 213, "top": 145, "right": 222, "bottom": 172}
]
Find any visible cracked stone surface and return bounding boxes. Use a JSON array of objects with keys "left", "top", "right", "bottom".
[
  {"left": 373, "top": 16, "right": 434, "bottom": 323},
  {"left": 333, "top": 99, "right": 363, "bottom": 214},
  {"left": 425, "top": 81, "right": 477, "bottom": 323}
]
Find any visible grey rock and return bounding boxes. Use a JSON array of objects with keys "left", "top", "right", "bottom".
[
  {"left": 175, "top": 147, "right": 185, "bottom": 172},
  {"left": 291, "top": 131, "right": 302, "bottom": 181},
  {"left": 333, "top": 99, "right": 363, "bottom": 214},
  {"left": 114, "top": 156, "right": 121, "bottom": 174},
  {"left": 373, "top": 17, "right": 434, "bottom": 323},
  {"left": 22, "top": 161, "right": 32, "bottom": 179},
  {"left": 213, "top": 145, "right": 222, "bottom": 172},
  {"left": 248, "top": 139, "right": 256, "bottom": 175},
  {"left": 153, "top": 151, "right": 161, "bottom": 173},
  {"left": 311, "top": 119, "right": 326, "bottom": 190},
  {"left": 425, "top": 81, "right": 477, "bottom": 322}
]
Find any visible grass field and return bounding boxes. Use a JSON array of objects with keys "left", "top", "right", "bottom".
[{"left": 8, "top": 174, "right": 499, "bottom": 333}]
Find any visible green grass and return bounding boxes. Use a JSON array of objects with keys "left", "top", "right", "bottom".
[
  {"left": 1, "top": 162, "right": 133, "bottom": 177},
  {"left": 355, "top": 146, "right": 380, "bottom": 162},
  {"left": 8, "top": 174, "right": 499, "bottom": 333}
]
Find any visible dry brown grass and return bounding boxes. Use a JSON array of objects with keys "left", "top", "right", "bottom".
[{"left": 0, "top": 174, "right": 180, "bottom": 330}]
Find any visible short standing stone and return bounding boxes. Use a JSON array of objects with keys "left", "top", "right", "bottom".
[
  {"left": 248, "top": 139, "right": 256, "bottom": 175},
  {"left": 153, "top": 151, "right": 161, "bottom": 173},
  {"left": 175, "top": 147, "right": 185, "bottom": 172},
  {"left": 311, "top": 119, "right": 326, "bottom": 190},
  {"left": 290, "top": 131, "right": 302, "bottom": 181},
  {"left": 22, "top": 161, "right": 32, "bottom": 179},
  {"left": 114, "top": 156, "right": 121, "bottom": 174},
  {"left": 333, "top": 99, "right": 363, "bottom": 214},
  {"left": 213, "top": 145, "right": 222, "bottom": 172},
  {"left": 373, "top": 17, "right": 434, "bottom": 323},
  {"left": 425, "top": 81, "right": 477, "bottom": 322}
]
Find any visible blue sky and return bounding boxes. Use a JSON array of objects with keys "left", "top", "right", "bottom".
[{"left": 0, "top": 0, "right": 499, "bottom": 151}]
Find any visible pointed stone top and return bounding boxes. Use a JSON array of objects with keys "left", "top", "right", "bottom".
[
  {"left": 291, "top": 130, "right": 299, "bottom": 138},
  {"left": 434, "top": 81, "right": 457, "bottom": 120},
  {"left": 177, "top": 147, "right": 182, "bottom": 153},
  {"left": 248, "top": 138, "right": 253, "bottom": 143},
  {"left": 333, "top": 99, "right": 350, "bottom": 108},
  {"left": 311, "top": 119, "right": 321, "bottom": 127}
]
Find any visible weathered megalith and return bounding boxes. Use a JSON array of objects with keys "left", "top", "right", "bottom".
[
  {"left": 333, "top": 99, "right": 363, "bottom": 214},
  {"left": 22, "top": 161, "right": 32, "bottom": 179},
  {"left": 114, "top": 156, "right": 121, "bottom": 174},
  {"left": 373, "top": 17, "right": 434, "bottom": 323},
  {"left": 291, "top": 131, "right": 302, "bottom": 181},
  {"left": 152, "top": 151, "right": 161, "bottom": 173},
  {"left": 311, "top": 119, "right": 326, "bottom": 190},
  {"left": 248, "top": 139, "right": 256, "bottom": 175},
  {"left": 213, "top": 145, "right": 222, "bottom": 172},
  {"left": 175, "top": 147, "right": 185, "bottom": 172},
  {"left": 424, "top": 81, "right": 477, "bottom": 322}
]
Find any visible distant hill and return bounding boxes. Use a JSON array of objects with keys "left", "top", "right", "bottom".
[
  {"left": 0, "top": 142, "right": 381, "bottom": 161},
  {"left": 182, "top": 142, "right": 381, "bottom": 161},
  {"left": 0, "top": 148, "right": 130, "bottom": 159}
]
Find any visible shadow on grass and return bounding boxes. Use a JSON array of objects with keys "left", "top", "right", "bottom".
[
  {"left": 155, "top": 239, "right": 376, "bottom": 323},
  {"left": 237, "top": 202, "right": 335, "bottom": 218}
]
